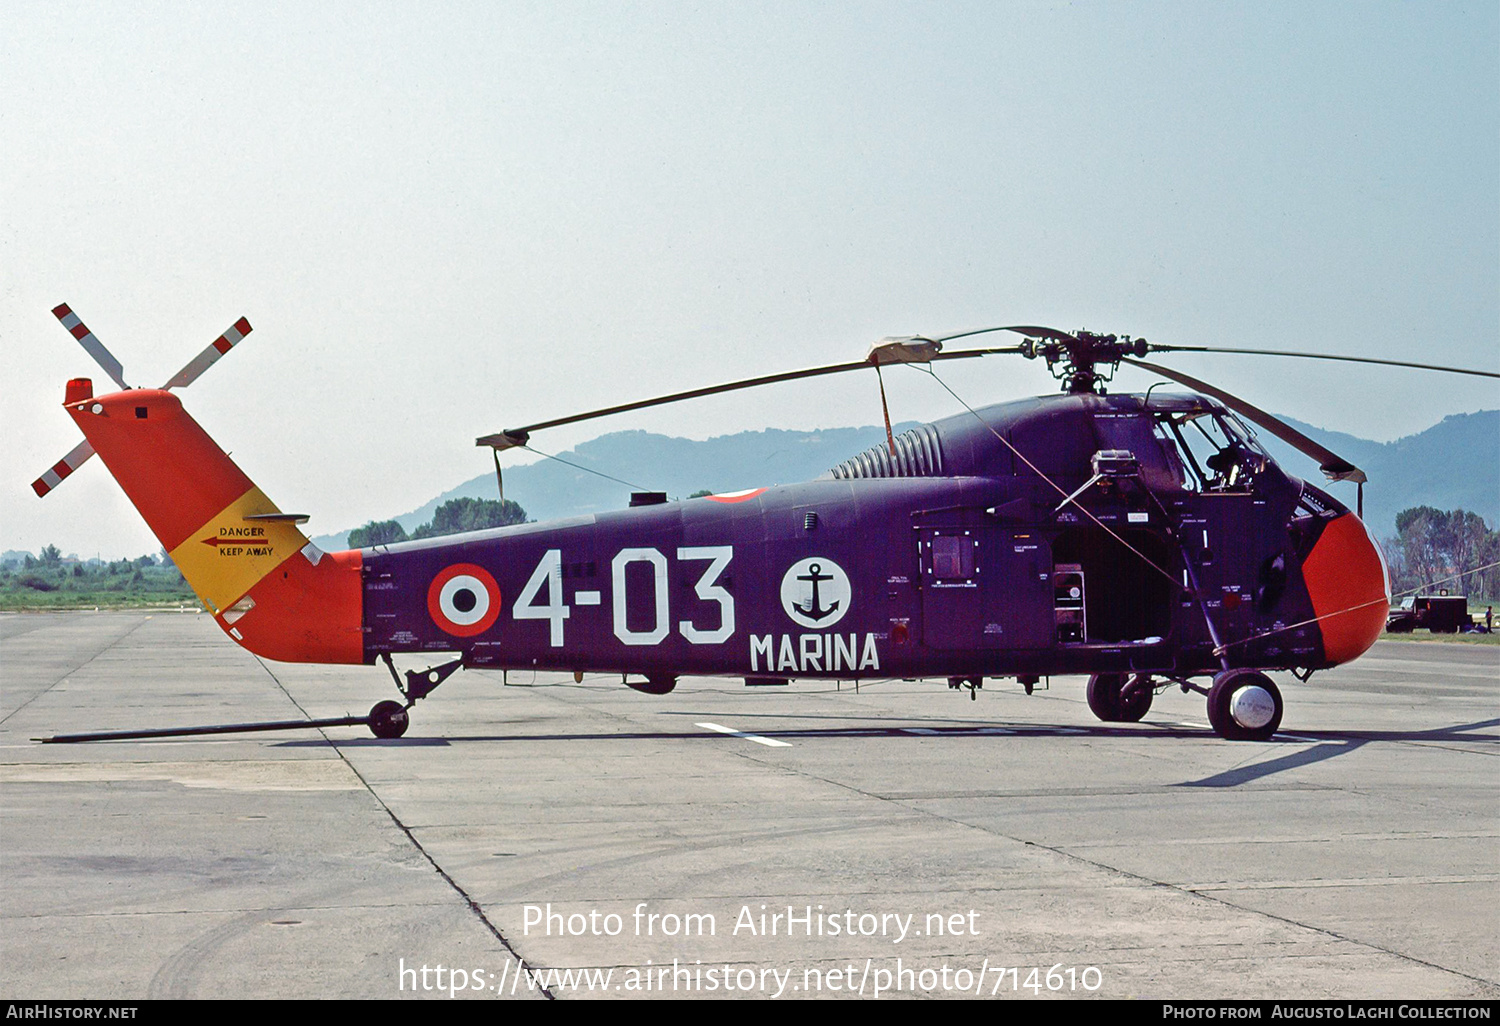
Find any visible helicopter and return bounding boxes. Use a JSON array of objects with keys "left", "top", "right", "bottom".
[{"left": 30, "top": 305, "right": 1499, "bottom": 744}]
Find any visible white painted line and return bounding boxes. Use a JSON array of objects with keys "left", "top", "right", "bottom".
[
  {"left": 696, "top": 722, "right": 792, "bottom": 748},
  {"left": 1167, "top": 720, "right": 1318, "bottom": 743}
]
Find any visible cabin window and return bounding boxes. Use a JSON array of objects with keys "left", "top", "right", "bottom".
[{"left": 931, "top": 534, "right": 975, "bottom": 580}]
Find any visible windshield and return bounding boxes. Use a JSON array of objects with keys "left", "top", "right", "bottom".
[{"left": 1153, "top": 411, "right": 1268, "bottom": 492}]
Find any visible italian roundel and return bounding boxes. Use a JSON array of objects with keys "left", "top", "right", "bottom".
[{"left": 427, "top": 563, "right": 501, "bottom": 637}]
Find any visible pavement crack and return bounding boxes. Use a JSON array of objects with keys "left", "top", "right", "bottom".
[
  {"left": 251, "top": 656, "right": 555, "bottom": 1000},
  {"left": 0, "top": 614, "right": 153, "bottom": 727}
]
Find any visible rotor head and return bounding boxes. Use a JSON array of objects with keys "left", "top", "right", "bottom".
[{"left": 1020, "top": 330, "right": 1151, "bottom": 394}]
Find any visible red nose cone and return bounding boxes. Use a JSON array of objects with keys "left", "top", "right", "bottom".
[
  {"left": 65, "top": 378, "right": 93, "bottom": 405},
  {"left": 1302, "top": 513, "right": 1390, "bottom": 664}
]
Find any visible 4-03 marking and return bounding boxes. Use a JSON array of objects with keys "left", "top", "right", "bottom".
[
  {"left": 514, "top": 549, "right": 569, "bottom": 645},
  {"left": 515, "top": 546, "right": 735, "bottom": 647}
]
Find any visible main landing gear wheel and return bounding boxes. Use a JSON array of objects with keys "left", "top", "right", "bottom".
[
  {"left": 368, "top": 700, "right": 410, "bottom": 740},
  {"left": 1206, "top": 669, "right": 1282, "bottom": 741},
  {"left": 1086, "top": 673, "right": 1154, "bottom": 723}
]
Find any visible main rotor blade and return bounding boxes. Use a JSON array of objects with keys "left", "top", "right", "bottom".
[
  {"left": 52, "top": 304, "right": 128, "bottom": 391},
  {"left": 478, "top": 343, "right": 1027, "bottom": 448},
  {"left": 936, "top": 324, "right": 1081, "bottom": 345},
  {"left": 162, "top": 317, "right": 253, "bottom": 389},
  {"left": 1152, "top": 344, "right": 1499, "bottom": 379},
  {"left": 1121, "top": 357, "right": 1367, "bottom": 485}
]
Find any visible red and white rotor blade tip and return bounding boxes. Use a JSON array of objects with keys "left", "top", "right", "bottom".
[
  {"left": 161, "top": 317, "right": 252, "bottom": 389},
  {"left": 31, "top": 438, "right": 97, "bottom": 498},
  {"left": 35, "top": 312, "right": 251, "bottom": 497},
  {"left": 52, "top": 304, "right": 128, "bottom": 392}
]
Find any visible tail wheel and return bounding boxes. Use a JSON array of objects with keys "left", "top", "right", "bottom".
[
  {"left": 369, "top": 700, "right": 410, "bottom": 739},
  {"left": 1206, "top": 670, "right": 1283, "bottom": 741}
]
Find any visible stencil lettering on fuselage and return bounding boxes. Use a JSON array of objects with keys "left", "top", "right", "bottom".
[{"left": 749, "top": 632, "right": 880, "bottom": 674}]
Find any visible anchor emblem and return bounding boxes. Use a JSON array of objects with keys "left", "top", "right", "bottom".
[
  {"left": 794, "top": 562, "right": 840, "bottom": 621},
  {"left": 780, "top": 557, "right": 851, "bottom": 629}
]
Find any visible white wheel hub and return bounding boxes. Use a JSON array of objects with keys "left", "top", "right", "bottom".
[{"left": 1230, "top": 685, "right": 1277, "bottom": 730}]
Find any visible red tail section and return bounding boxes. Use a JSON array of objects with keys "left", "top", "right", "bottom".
[{"left": 67, "top": 383, "right": 365, "bottom": 664}]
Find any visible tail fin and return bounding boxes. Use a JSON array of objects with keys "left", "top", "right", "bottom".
[{"left": 67, "top": 381, "right": 364, "bottom": 663}]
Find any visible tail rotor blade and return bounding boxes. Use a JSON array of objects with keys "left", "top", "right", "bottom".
[
  {"left": 36, "top": 308, "right": 252, "bottom": 497},
  {"left": 162, "top": 317, "right": 253, "bottom": 389},
  {"left": 31, "top": 438, "right": 97, "bottom": 497},
  {"left": 52, "top": 304, "right": 129, "bottom": 391}
]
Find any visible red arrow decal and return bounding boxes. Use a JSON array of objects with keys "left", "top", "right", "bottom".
[{"left": 201, "top": 536, "right": 271, "bottom": 548}]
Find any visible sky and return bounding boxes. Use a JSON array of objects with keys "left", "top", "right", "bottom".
[{"left": 3, "top": 0, "right": 1497, "bottom": 559}]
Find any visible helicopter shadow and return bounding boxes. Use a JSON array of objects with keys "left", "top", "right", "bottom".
[
  {"left": 276, "top": 715, "right": 1495, "bottom": 751},
  {"left": 276, "top": 722, "right": 1191, "bottom": 748},
  {"left": 274, "top": 717, "right": 1497, "bottom": 793},
  {"left": 1178, "top": 716, "right": 1498, "bottom": 788}
]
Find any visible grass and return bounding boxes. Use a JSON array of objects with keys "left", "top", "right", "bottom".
[
  {"left": 0, "top": 564, "right": 198, "bottom": 611},
  {"left": 1379, "top": 629, "right": 1498, "bottom": 645}
]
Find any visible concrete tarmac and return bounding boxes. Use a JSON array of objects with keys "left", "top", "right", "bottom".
[{"left": 1, "top": 611, "right": 1495, "bottom": 1000}]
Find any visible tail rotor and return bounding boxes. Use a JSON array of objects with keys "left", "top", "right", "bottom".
[{"left": 31, "top": 306, "right": 253, "bottom": 497}]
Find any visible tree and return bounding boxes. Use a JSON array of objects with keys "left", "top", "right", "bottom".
[
  {"left": 40, "top": 544, "right": 61, "bottom": 566},
  {"left": 1389, "top": 506, "right": 1498, "bottom": 600},
  {"left": 348, "top": 520, "right": 410, "bottom": 548},
  {"left": 411, "top": 498, "right": 528, "bottom": 540}
]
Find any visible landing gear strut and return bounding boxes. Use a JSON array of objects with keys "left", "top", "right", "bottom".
[{"left": 371, "top": 654, "right": 464, "bottom": 739}]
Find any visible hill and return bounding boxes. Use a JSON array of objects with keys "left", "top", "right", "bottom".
[
  {"left": 311, "top": 424, "right": 910, "bottom": 550},
  {"left": 311, "top": 410, "right": 1498, "bottom": 551},
  {"left": 1269, "top": 410, "right": 1497, "bottom": 538}
]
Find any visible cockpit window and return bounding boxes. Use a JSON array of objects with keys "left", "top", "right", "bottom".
[
  {"left": 1153, "top": 411, "right": 1268, "bottom": 492},
  {"left": 1152, "top": 420, "right": 1197, "bottom": 491}
]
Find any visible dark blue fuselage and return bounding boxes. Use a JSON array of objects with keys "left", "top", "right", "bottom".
[{"left": 360, "top": 392, "right": 1342, "bottom": 681}]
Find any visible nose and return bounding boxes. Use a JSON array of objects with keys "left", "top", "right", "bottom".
[{"left": 1300, "top": 512, "right": 1390, "bottom": 665}]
